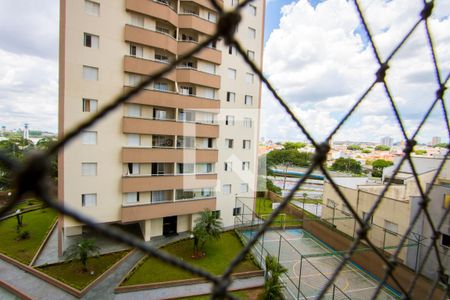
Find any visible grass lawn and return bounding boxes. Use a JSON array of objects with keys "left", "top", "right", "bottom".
[
  {"left": 37, "top": 250, "right": 129, "bottom": 290},
  {"left": 122, "top": 231, "right": 259, "bottom": 286},
  {"left": 0, "top": 208, "right": 57, "bottom": 264},
  {"left": 179, "top": 287, "right": 263, "bottom": 300},
  {"left": 255, "top": 198, "right": 302, "bottom": 227}
]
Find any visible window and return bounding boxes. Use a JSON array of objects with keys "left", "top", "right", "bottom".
[
  {"left": 223, "top": 184, "right": 232, "bottom": 195},
  {"left": 197, "top": 163, "right": 213, "bottom": 174},
  {"left": 228, "top": 45, "right": 237, "bottom": 55},
  {"left": 84, "top": 33, "right": 99, "bottom": 48},
  {"left": 247, "top": 50, "right": 255, "bottom": 60},
  {"left": 327, "top": 199, "right": 336, "bottom": 208},
  {"left": 444, "top": 194, "right": 450, "bottom": 209},
  {"left": 240, "top": 183, "right": 249, "bottom": 193},
  {"left": 207, "top": 138, "right": 213, "bottom": 148},
  {"left": 248, "top": 4, "right": 256, "bottom": 16},
  {"left": 127, "top": 104, "right": 141, "bottom": 117},
  {"left": 155, "top": 53, "right": 169, "bottom": 63},
  {"left": 225, "top": 115, "right": 235, "bottom": 126},
  {"left": 243, "top": 118, "right": 252, "bottom": 128},
  {"left": 82, "top": 98, "right": 98, "bottom": 112},
  {"left": 156, "top": 24, "right": 170, "bottom": 35},
  {"left": 203, "top": 88, "right": 215, "bottom": 99},
  {"left": 128, "top": 74, "right": 143, "bottom": 86},
  {"left": 131, "top": 13, "right": 144, "bottom": 27},
  {"left": 228, "top": 68, "right": 236, "bottom": 80},
  {"left": 341, "top": 204, "right": 351, "bottom": 216},
  {"left": 83, "top": 66, "right": 99, "bottom": 81},
  {"left": 227, "top": 92, "right": 236, "bottom": 102},
  {"left": 126, "top": 192, "right": 139, "bottom": 204},
  {"left": 208, "top": 12, "right": 217, "bottom": 23},
  {"left": 152, "top": 191, "right": 166, "bottom": 203},
  {"left": 202, "top": 62, "right": 216, "bottom": 74},
  {"left": 204, "top": 113, "right": 214, "bottom": 124},
  {"left": 85, "top": 0, "right": 100, "bottom": 16},
  {"left": 127, "top": 134, "right": 140, "bottom": 146},
  {"left": 177, "top": 136, "right": 195, "bottom": 148},
  {"left": 243, "top": 140, "right": 251, "bottom": 149},
  {"left": 130, "top": 44, "right": 143, "bottom": 57},
  {"left": 441, "top": 233, "right": 450, "bottom": 248},
  {"left": 245, "top": 95, "right": 253, "bottom": 105},
  {"left": 225, "top": 139, "right": 234, "bottom": 149},
  {"left": 231, "top": 0, "right": 238, "bottom": 6},
  {"left": 82, "top": 131, "right": 97, "bottom": 145},
  {"left": 224, "top": 162, "right": 232, "bottom": 172},
  {"left": 180, "top": 86, "right": 194, "bottom": 95},
  {"left": 242, "top": 161, "right": 250, "bottom": 170},
  {"left": 82, "top": 163, "right": 97, "bottom": 176},
  {"left": 82, "top": 194, "right": 97, "bottom": 207},
  {"left": 233, "top": 207, "right": 241, "bottom": 216},
  {"left": 362, "top": 211, "right": 373, "bottom": 225},
  {"left": 245, "top": 72, "right": 254, "bottom": 84},
  {"left": 178, "top": 109, "right": 194, "bottom": 122},
  {"left": 154, "top": 82, "right": 169, "bottom": 91},
  {"left": 154, "top": 109, "right": 168, "bottom": 120},
  {"left": 248, "top": 27, "right": 256, "bottom": 39},
  {"left": 384, "top": 220, "right": 398, "bottom": 235},
  {"left": 127, "top": 163, "right": 140, "bottom": 175},
  {"left": 212, "top": 210, "right": 221, "bottom": 219},
  {"left": 177, "top": 163, "right": 195, "bottom": 174}
]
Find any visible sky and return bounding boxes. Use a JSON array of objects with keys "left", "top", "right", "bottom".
[{"left": 0, "top": 0, "right": 448, "bottom": 144}]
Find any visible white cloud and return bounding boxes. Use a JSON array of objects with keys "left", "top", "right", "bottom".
[
  {"left": 0, "top": 49, "right": 58, "bottom": 132},
  {"left": 261, "top": 0, "right": 450, "bottom": 144}
]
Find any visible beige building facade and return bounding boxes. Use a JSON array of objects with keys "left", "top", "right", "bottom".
[
  {"left": 322, "top": 156, "right": 449, "bottom": 263},
  {"left": 58, "top": 0, "right": 265, "bottom": 247}
]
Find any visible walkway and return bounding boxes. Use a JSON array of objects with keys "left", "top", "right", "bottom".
[{"left": 0, "top": 259, "right": 77, "bottom": 300}]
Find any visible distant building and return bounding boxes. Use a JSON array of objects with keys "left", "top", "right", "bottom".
[
  {"left": 380, "top": 136, "right": 393, "bottom": 147},
  {"left": 431, "top": 136, "right": 441, "bottom": 146}
]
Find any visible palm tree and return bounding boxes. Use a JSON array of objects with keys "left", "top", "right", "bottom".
[
  {"left": 263, "top": 255, "right": 288, "bottom": 300},
  {"left": 65, "top": 238, "right": 100, "bottom": 272},
  {"left": 192, "top": 209, "right": 222, "bottom": 258}
]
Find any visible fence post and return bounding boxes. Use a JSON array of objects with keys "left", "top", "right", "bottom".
[
  {"left": 297, "top": 256, "right": 303, "bottom": 299},
  {"left": 277, "top": 235, "right": 282, "bottom": 263}
]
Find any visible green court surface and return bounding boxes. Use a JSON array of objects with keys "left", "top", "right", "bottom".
[{"left": 242, "top": 229, "right": 399, "bottom": 299}]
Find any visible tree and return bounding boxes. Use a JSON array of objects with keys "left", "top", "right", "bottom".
[
  {"left": 262, "top": 255, "right": 287, "bottom": 300},
  {"left": 0, "top": 137, "right": 35, "bottom": 190},
  {"left": 266, "top": 179, "right": 281, "bottom": 195},
  {"left": 433, "top": 143, "right": 447, "bottom": 148},
  {"left": 267, "top": 149, "right": 312, "bottom": 168},
  {"left": 347, "top": 144, "right": 362, "bottom": 151},
  {"left": 372, "top": 159, "right": 393, "bottom": 177},
  {"left": 65, "top": 238, "right": 100, "bottom": 272},
  {"left": 375, "top": 145, "right": 390, "bottom": 151},
  {"left": 192, "top": 209, "right": 223, "bottom": 258},
  {"left": 282, "top": 141, "right": 306, "bottom": 150},
  {"left": 36, "top": 137, "right": 58, "bottom": 179},
  {"left": 330, "top": 158, "right": 362, "bottom": 174}
]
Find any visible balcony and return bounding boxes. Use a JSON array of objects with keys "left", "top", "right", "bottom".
[
  {"left": 121, "top": 197, "right": 216, "bottom": 222},
  {"left": 122, "top": 173, "right": 217, "bottom": 193},
  {"left": 124, "top": 25, "right": 177, "bottom": 55},
  {"left": 178, "top": 41, "right": 221, "bottom": 65},
  {"left": 124, "top": 56, "right": 176, "bottom": 81},
  {"left": 177, "top": 68, "right": 220, "bottom": 89},
  {"left": 123, "top": 117, "right": 219, "bottom": 137},
  {"left": 126, "top": 0, "right": 178, "bottom": 27},
  {"left": 124, "top": 87, "right": 220, "bottom": 110},
  {"left": 178, "top": 14, "right": 216, "bottom": 35},
  {"left": 180, "top": 0, "right": 223, "bottom": 11},
  {"left": 122, "top": 147, "right": 218, "bottom": 163}
]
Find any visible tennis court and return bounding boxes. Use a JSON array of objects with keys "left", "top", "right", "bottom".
[{"left": 242, "top": 229, "right": 399, "bottom": 299}]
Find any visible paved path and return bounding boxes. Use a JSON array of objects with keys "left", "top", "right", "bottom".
[
  {"left": 0, "top": 259, "right": 77, "bottom": 300},
  {"left": 114, "top": 277, "right": 265, "bottom": 300}
]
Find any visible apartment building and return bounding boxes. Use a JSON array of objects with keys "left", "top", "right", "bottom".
[
  {"left": 58, "top": 0, "right": 264, "bottom": 248},
  {"left": 322, "top": 156, "right": 449, "bottom": 269}
]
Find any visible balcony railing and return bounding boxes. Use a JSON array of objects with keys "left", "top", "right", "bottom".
[{"left": 121, "top": 197, "right": 216, "bottom": 222}]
